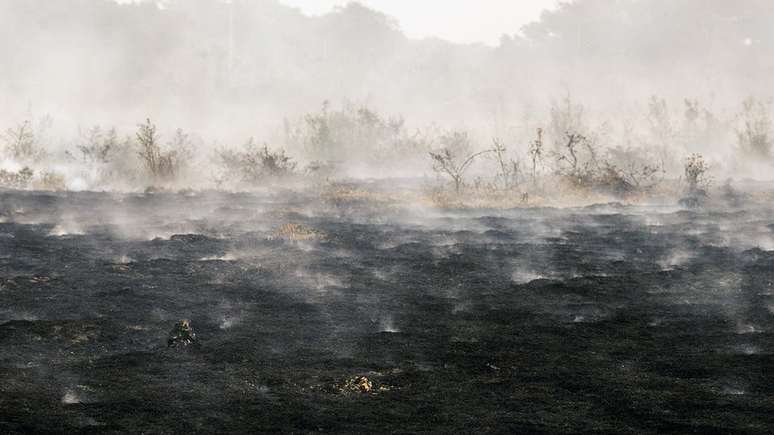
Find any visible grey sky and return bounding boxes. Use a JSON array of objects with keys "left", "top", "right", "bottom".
[{"left": 278, "top": 0, "right": 560, "bottom": 45}]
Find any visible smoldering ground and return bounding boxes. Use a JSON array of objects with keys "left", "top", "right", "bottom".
[
  {"left": 2, "top": 186, "right": 774, "bottom": 433},
  {"left": 4, "top": 0, "right": 774, "bottom": 433}
]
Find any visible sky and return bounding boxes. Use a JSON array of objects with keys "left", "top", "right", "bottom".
[{"left": 278, "top": 0, "right": 560, "bottom": 46}]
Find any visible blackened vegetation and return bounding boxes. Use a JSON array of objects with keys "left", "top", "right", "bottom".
[
  {"left": 1, "top": 189, "right": 774, "bottom": 433},
  {"left": 167, "top": 320, "right": 197, "bottom": 348}
]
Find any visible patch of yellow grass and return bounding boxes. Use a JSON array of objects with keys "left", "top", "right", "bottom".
[
  {"left": 422, "top": 188, "right": 544, "bottom": 209},
  {"left": 321, "top": 184, "right": 394, "bottom": 203},
  {"left": 271, "top": 223, "right": 324, "bottom": 241}
]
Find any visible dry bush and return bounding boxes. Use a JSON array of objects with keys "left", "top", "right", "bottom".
[
  {"left": 427, "top": 186, "right": 465, "bottom": 209},
  {"left": 684, "top": 153, "right": 711, "bottom": 194},
  {"left": 0, "top": 167, "right": 34, "bottom": 189},
  {"left": 544, "top": 96, "right": 608, "bottom": 190},
  {"left": 36, "top": 172, "right": 67, "bottom": 191},
  {"left": 77, "top": 126, "right": 119, "bottom": 164},
  {"left": 304, "top": 160, "right": 338, "bottom": 179},
  {"left": 597, "top": 146, "right": 665, "bottom": 195},
  {"left": 647, "top": 96, "right": 675, "bottom": 148},
  {"left": 217, "top": 138, "right": 296, "bottom": 186},
  {"left": 429, "top": 131, "right": 493, "bottom": 194},
  {"left": 551, "top": 132, "right": 599, "bottom": 187},
  {"left": 166, "top": 128, "right": 194, "bottom": 167},
  {"left": 285, "top": 101, "right": 428, "bottom": 167},
  {"left": 136, "top": 119, "right": 190, "bottom": 180},
  {"left": 491, "top": 138, "right": 521, "bottom": 191},
  {"left": 2, "top": 121, "right": 45, "bottom": 162},
  {"left": 527, "top": 128, "right": 544, "bottom": 186},
  {"left": 548, "top": 94, "right": 587, "bottom": 152},
  {"left": 94, "top": 135, "right": 142, "bottom": 189}
]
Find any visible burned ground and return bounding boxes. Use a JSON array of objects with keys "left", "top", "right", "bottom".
[{"left": 1, "top": 188, "right": 774, "bottom": 433}]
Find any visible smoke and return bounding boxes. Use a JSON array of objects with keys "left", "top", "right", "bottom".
[
  {"left": 1, "top": 1, "right": 773, "bottom": 138},
  {"left": 0, "top": 0, "right": 772, "bottom": 194}
]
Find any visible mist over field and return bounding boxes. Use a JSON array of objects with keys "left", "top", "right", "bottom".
[
  {"left": 1, "top": 0, "right": 774, "bottom": 186},
  {"left": 3, "top": 1, "right": 774, "bottom": 433}
]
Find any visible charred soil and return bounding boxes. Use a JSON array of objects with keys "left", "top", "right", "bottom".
[{"left": 1, "top": 187, "right": 774, "bottom": 433}]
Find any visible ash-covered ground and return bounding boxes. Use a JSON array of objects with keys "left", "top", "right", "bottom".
[{"left": 1, "top": 186, "right": 774, "bottom": 434}]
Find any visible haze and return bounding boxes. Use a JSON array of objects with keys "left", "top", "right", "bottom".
[
  {"left": 3, "top": 2, "right": 774, "bottom": 432},
  {"left": 278, "top": 0, "right": 557, "bottom": 45},
  {"left": 1, "top": 0, "right": 773, "bottom": 183}
]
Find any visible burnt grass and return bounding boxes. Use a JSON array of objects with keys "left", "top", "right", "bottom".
[{"left": 1, "top": 187, "right": 774, "bottom": 434}]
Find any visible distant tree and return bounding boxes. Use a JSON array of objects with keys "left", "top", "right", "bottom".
[
  {"left": 647, "top": 96, "right": 675, "bottom": 148},
  {"left": 736, "top": 97, "right": 772, "bottom": 159},
  {"left": 684, "top": 98, "right": 700, "bottom": 125},
  {"left": 166, "top": 128, "right": 194, "bottom": 169},
  {"left": 137, "top": 118, "right": 162, "bottom": 176},
  {"left": 548, "top": 94, "right": 586, "bottom": 152},
  {"left": 287, "top": 101, "right": 427, "bottom": 167},
  {"left": 2, "top": 121, "right": 41, "bottom": 162},
  {"left": 301, "top": 101, "right": 334, "bottom": 160}
]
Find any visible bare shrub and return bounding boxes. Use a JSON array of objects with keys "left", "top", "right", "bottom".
[
  {"left": 217, "top": 138, "right": 296, "bottom": 185},
  {"left": 647, "top": 96, "right": 675, "bottom": 147},
  {"left": 305, "top": 160, "right": 337, "bottom": 179},
  {"left": 544, "top": 95, "right": 606, "bottom": 189},
  {"left": 552, "top": 133, "right": 599, "bottom": 187},
  {"left": 491, "top": 138, "right": 521, "bottom": 190},
  {"left": 137, "top": 118, "right": 164, "bottom": 177},
  {"left": 37, "top": 172, "right": 67, "bottom": 191},
  {"left": 527, "top": 128, "right": 544, "bottom": 186},
  {"left": 136, "top": 119, "right": 190, "bottom": 180},
  {"left": 601, "top": 146, "right": 665, "bottom": 193},
  {"left": 0, "top": 167, "right": 34, "bottom": 189},
  {"left": 100, "top": 135, "right": 142, "bottom": 188},
  {"left": 429, "top": 131, "right": 493, "bottom": 194},
  {"left": 258, "top": 146, "right": 295, "bottom": 177},
  {"left": 166, "top": 128, "right": 194, "bottom": 169},
  {"left": 3, "top": 121, "right": 45, "bottom": 162},
  {"left": 288, "top": 101, "right": 333, "bottom": 161},
  {"left": 77, "top": 126, "right": 118, "bottom": 163},
  {"left": 286, "top": 101, "right": 427, "bottom": 166},
  {"left": 548, "top": 94, "right": 586, "bottom": 152}
]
